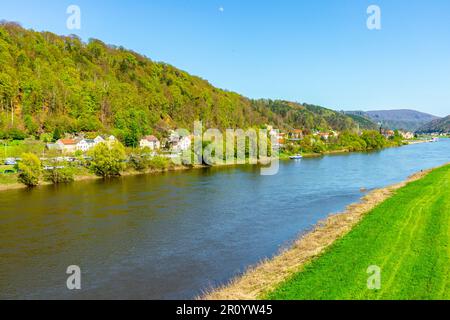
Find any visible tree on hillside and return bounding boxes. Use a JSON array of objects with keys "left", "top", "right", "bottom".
[
  {"left": 17, "top": 153, "right": 41, "bottom": 187},
  {"left": 88, "top": 141, "right": 127, "bottom": 178},
  {"left": 52, "top": 127, "right": 62, "bottom": 142}
]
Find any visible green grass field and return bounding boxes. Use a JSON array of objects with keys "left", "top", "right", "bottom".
[
  {"left": 0, "top": 165, "right": 18, "bottom": 185},
  {"left": 0, "top": 140, "right": 46, "bottom": 159},
  {"left": 267, "top": 164, "right": 450, "bottom": 300}
]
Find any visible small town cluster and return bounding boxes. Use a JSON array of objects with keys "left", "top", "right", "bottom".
[
  {"left": 44, "top": 130, "right": 193, "bottom": 154},
  {"left": 272, "top": 127, "right": 415, "bottom": 147},
  {"left": 41, "top": 127, "right": 418, "bottom": 155}
]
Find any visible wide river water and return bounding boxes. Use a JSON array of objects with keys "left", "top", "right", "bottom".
[{"left": 1, "top": 139, "right": 449, "bottom": 299}]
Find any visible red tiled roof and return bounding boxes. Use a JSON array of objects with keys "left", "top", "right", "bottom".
[
  {"left": 59, "top": 139, "right": 77, "bottom": 145},
  {"left": 143, "top": 135, "right": 159, "bottom": 142}
]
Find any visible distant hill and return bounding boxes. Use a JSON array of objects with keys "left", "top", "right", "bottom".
[
  {"left": 253, "top": 100, "right": 358, "bottom": 132},
  {"left": 0, "top": 22, "right": 363, "bottom": 144},
  {"left": 416, "top": 116, "right": 450, "bottom": 134},
  {"left": 344, "top": 113, "right": 378, "bottom": 130},
  {"left": 347, "top": 110, "right": 439, "bottom": 132}
]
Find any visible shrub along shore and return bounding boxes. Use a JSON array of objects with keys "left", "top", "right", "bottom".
[{"left": 205, "top": 163, "right": 450, "bottom": 300}]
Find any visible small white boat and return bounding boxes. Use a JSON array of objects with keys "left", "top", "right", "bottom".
[{"left": 289, "top": 154, "right": 303, "bottom": 160}]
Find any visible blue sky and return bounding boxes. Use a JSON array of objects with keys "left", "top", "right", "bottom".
[{"left": 1, "top": 0, "right": 449, "bottom": 116}]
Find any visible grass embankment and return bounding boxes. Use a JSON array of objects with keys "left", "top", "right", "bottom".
[
  {"left": 205, "top": 164, "right": 450, "bottom": 300},
  {"left": 267, "top": 164, "right": 450, "bottom": 300}
]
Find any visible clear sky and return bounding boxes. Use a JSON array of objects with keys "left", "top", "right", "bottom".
[{"left": 1, "top": 0, "right": 449, "bottom": 116}]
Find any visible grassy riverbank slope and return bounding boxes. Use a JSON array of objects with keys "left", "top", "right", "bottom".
[
  {"left": 204, "top": 164, "right": 450, "bottom": 300},
  {"left": 267, "top": 164, "right": 450, "bottom": 300}
]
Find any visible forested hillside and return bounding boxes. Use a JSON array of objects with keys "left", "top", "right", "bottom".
[
  {"left": 251, "top": 100, "right": 358, "bottom": 132},
  {"left": 347, "top": 110, "right": 439, "bottom": 132},
  {"left": 0, "top": 22, "right": 361, "bottom": 144},
  {"left": 416, "top": 116, "right": 450, "bottom": 134},
  {"left": 343, "top": 113, "right": 378, "bottom": 130}
]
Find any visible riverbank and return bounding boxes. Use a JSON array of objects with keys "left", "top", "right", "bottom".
[
  {"left": 279, "top": 140, "right": 416, "bottom": 160},
  {"left": 0, "top": 140, "right": 427, "bottom": 193},
  {"left": 204, "top": 163, "right": 450, "bottom": 300},
  {"left": 279, "top": 149, "right": 350, "bottom": 160},
  {"left": 0, "top": 164, "right": 199, "bottom": 192}
]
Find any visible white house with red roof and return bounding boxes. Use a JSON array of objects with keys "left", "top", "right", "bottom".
[
  {"left": 140, "top": 135, "right": 161, "bottom": 150},
  {"left": 55, "top": 139, "right": 78, "bottom": 153}
]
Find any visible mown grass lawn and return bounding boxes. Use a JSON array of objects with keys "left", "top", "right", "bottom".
[{"left": 267, "top": 165, "right": 450, "bottom": 300}]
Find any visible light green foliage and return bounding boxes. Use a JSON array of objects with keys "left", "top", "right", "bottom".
[
  {"left": 128, "top": 151, "right": 170, "bottom": 171},
  {"left": 88, "top": 141, "right": 126, "bottom": 177},
  {"left": 0, "top": 139, "right": 45, "bottom": 158},
  {"left": 43, "top": 164, "right": 75, "bottom": 184},
  {"left": 148, "top": 156, "right": 170, "bottom": 171},
  {"left": 390, "top": 130, "right": 404, "bottom": 145},
  {"left": 267, "top": 165, "right": 450, "bottom": 300},
  {"left": 39, "top": 132, "right": 53, "bottom": 143},
  {"left": 253, "top": 100, "right": 359, "bottom": 132},
  {"left": 73, "top": 150, "right": 83, "bottom": 157},
  {"left": 0, "top": 22, "right": 366, "bottom": 139},
  {"left": 282, "top": 130, "right": 399, "bottom": 156},
  {"left": 16, "top": 153, "right": 41, "bottom": 187},
  {"left": 128, "top": 148, "right": 152, "bottom": 171},
  {"left": 361, "top": 130, "right": 387, "bottom": 149}
]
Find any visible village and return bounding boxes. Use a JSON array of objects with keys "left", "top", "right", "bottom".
[
  {"left": 1, "top": 126, "right": 421, "bottom": 169},
  {"left": 42, "top": 126, "right": 418, "bottom": 156},
  {"left": 44, "top": 130, "right": 192, "bottom": 155}
]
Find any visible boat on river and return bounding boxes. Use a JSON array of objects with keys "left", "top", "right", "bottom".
[{"left": 289, "top": 154, "right": 303, "bottom": 160}]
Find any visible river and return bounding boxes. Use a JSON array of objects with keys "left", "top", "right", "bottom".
[{"left": 0, "top": 139, "right": 449, "bottom": 299}]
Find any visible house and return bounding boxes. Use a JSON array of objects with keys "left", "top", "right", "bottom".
[
  {"left": 318, "top": 132, "right": 330, "bottom": 140},
  {"left": 56, "top": 139, "right": 78, "bottom": 154},
  {"left": 382, "top": 130, "right": 395, "bottom": 139},
  {"left": 107, "top": 135, "right": 116, "bottom": 144},
  {"left": 168, "top": 131, "right": 181, "bottom": 144},
  {"left": 269, "top": 128, "right": 279, "bottom": 138},
  {"left": 140, "top": 135, "right": 161, "bottom": 150},
  {"left": 75, "top": 135, "right": 112, "bottom": 153},
  {"left": 277, "top": 132, "right": 287, "bottom": 145},
  {"left": 400, "top": 131, "right": 414, "bottom": 140},
  {"left": 76, "top": 139, "right": 91, "bottom": 152},
  {"left": 167, "top": 131, "right": 192, "bottom": 152},
  {"left": 47, "top": 134, "right": 116, "bottom": 154},
  {"left": 289, "top": 129, "right": 303, "bottom": 141},
  {"left": 46, "top": 143, "right": 63, "bottom": 152},
  {"left": 172, "top": 136, "right": 192, "bottom": 152},
  {"left": 94, "top": 136, "right": 106, "bottom": 144}
]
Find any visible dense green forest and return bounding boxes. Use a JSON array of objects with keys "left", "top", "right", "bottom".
[{"left": 0, "top": 22, "right": 365, "bottom": 144}]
